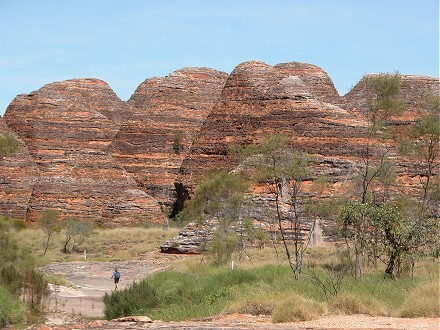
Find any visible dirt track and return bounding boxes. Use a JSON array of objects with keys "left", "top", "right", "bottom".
[
  {"left": 38, "top": 257, "right": 439, "bottom": 329},
  {"left": 39, "top": 254, "right": 177, "bottom": 320}
]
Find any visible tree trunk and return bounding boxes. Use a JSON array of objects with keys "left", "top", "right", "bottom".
[
  {"left": 43, "top": 234, "right": 51, "bottom": 255},
  {"left": 385, "top": 250, "right": 398, "bottom": 279},
  {"left": 275, "top": 193, "right": 295, "bottom": 275}
]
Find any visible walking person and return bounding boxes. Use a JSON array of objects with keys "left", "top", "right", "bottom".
[{"left": 112, "top": 269, "right": 121, "bottom": 291}]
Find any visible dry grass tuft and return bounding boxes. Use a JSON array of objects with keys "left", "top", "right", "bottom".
[
  {"left": 271, "top": 293, "right": 326, "bottom": 323},
  {"left": 226, "top": 283, "right": 279, "bottom": 316},
  {"left": 398, "top": 278, "right": 440, "bottom": 318},
  {"left": 16, "top": 226, "right": 180, "bottom": 263},
  {"left": 329, "top": 292, "right": 388, "bottom": 316}
]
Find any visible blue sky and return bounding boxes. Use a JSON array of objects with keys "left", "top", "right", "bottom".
[{"left": 0, "top": 0, "right": 438, "bottom": 116}]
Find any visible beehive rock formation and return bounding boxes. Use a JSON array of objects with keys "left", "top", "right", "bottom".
[
  {"left": 2, "top": 79, "right": 162, "bottom": 225},
  {"left": 0, "top": 61, "right": 438, "bottom": 230},
  {"left": 343, "top": 74, "right": 439, "bottom": 121},
  {"left": 0, "top": 117, "right": 39, "bottom": 220},
  {"left": 110, "top": 68, "right": 228, "bottom": 211},
  {"left": 178, "top": 60, "right": 368, "bottom": 191}
]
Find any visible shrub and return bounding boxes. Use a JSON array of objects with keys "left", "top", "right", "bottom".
[
  {"left": 0, "top": 286, "right": 26, "bottom": 327},
  {"left": 329, "top": 292, "right": 388, "bottom": 316},
  {"left": 0, "top": 132, "right": 20, "bottom": 158},
  {"left": 103, "top": 279, "right": 159, "bottom": 320},
  {"left": 206, "top": 231, "right": 239, "bottom": 266},
  {"left": 103, "top": 267, "right": 260, "bottom": 321},
  {"left": 0, "top": 219, "right": 49, "bottom": 319},
  {"left": 271, "top": 294, "right": 326, "bottom": 323}
]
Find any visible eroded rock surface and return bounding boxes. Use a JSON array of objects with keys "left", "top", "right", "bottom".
[
  {"left": 0, "top": 117, "right": 39, "bottom": 219},
  {"left": 3, "top": 79, "right": 162, "bottom": 224},
  {"left": 0, "top": 61, "right": 438, "bottom": 230},
  {"left": 110, "top": 68, "right": 228, "bottom": 210}
]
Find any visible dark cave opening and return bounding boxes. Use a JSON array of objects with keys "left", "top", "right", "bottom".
[{"left": 169, "top": 182, "right": 190, "bottom": 218}]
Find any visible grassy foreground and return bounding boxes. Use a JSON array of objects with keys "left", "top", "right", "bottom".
[
  {"left": 4, "top": 223, "right": 439, "bottom": 325},
  {"left": 103, "top": 254, "right": 440, "bottom": 322}
]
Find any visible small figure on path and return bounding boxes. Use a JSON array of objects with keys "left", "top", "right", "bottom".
[{"left": 112, "top": 268, "right": 121, "bottom": 291}]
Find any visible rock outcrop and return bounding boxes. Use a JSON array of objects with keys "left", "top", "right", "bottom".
[
  {"left": 3, "top": 79, "right": 163, "bottom": 225},
  {"left": 168, "top": 63, "right": 439, "bottom": 253},
  {"left": 0, "top": 61, "right": 438, "bottom": 233},
  {"left": 0, "top": 117, "right": 39, "bottom": 220},
  {"left": 160, "top": 222, "right": 214, "bottom": 254},
  {"left": 343, "top": 74, "right": 439, "bottom": 120},
  {"left": 110, "top": 68, "right": 228, "bottom": 212},
  {"left": 178, "top": 60, "right": 368, "bottom": 192}
]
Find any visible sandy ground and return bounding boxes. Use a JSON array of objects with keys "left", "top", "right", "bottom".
[
  {"left": 39, "top": 253, "right": 177, "bottom": 320},
  {"left": 37, "top": 256, "right": 439, "bottom": 330}
]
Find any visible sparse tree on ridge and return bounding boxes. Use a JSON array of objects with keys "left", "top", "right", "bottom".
[
  {"left": 357, "top": 72, "right": 405, "bottom": 204},
  {"left": 398, "top": 93, "right": 440, "bottom": 215},
  {"left": 340, "top": 73, "right": 405, "bottom": 278}
]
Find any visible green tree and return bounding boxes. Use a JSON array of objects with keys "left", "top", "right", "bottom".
[
  {"left": 358, "top": 72, "right": 405, "bottom": 203},
  {"left": 0, "top": 132, "right": 20, "bottom": 159},
  {"left": 363, "top": 72, "right": 406, "bottom": 134},
  {"left": 340, "top": 197, "right": 439, "bottom": 279},
  {"left": 369, "top": 200, "right": 439, "bottom": 279},
  {"left": 339, "top": 201, "right": 371, "bottom": 279},
  {"left": 241, "top": 134, "right": 312, "bottom": 279},
  {"left": 340, "top": 73, "right": 405, "bottom": 278},
  {"left": 181, "top": 171, "right": 247, "bottom": 224},
  {"left": 398, "top": 93, "right": 440, "bottom": 214},
  {"left": 180, "top": 171, "right": 248, "bottom": 265},
  {"left": 62, "top": 219, "right": 94, "bottom": 253},
  {"left": 40, "top": 209, "right": 61, "bottom": 255}
]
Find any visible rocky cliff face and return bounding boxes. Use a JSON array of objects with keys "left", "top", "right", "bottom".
[
  {"left": 0, "top": 61, "right": 438, "bottom": 230},
  {"left": 110, "top": 68, "right": 228, "bottom": 212},
  {"left": 343, "top": 74, "right": 439, "bottom": 120},
  {"left": 0, "top": 117, "right": 39, "bottom": 220},
  {"left": 2, "top": 79, "right": 162, "bottom": 225},
  {"left": 178, "top": 61, "right": 368, "bottom": 192}
]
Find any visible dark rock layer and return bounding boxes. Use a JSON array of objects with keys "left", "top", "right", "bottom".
[{"left": 0, "top": 61, "right": 438, "bottom": 233}]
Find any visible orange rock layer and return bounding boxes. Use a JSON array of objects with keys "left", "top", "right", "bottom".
[{"left": 0, "top": 61, "right": 438, "bottom": 227}]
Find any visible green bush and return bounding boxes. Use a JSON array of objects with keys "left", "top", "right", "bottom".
[
  {"left": 0, "top": 132, "right": 20, "bottom": 158},
  {"left": 103, "top": 280, "right": 159, "bottom": 320},
  {"left": 0, "top": 218, "right": 49, "bottom": 321},
  {"left": 103, "top": 256, "right": 439, "bottom": 321},
  {"left": 206, "top": 231, "right": 239, "bottom": 266},
  {"left": 0, "top": 286, "right": 26, "bottom": 327},
  {"left": 103, "top": 267, "right": 254, "bottom": 321}
]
